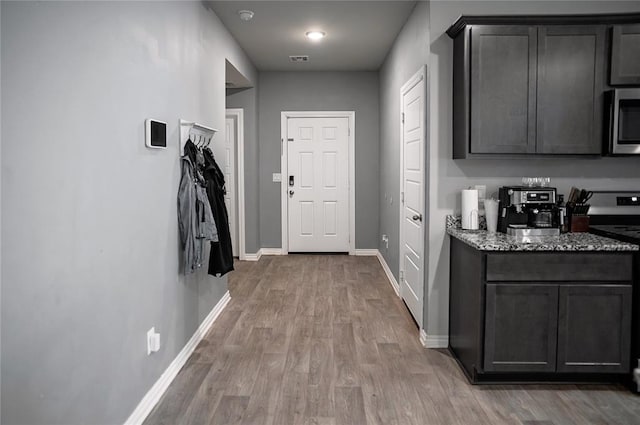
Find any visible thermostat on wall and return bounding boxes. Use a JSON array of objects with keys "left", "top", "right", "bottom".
[{"left": 145, "top": 119, "right": 167, "bottom": 149}]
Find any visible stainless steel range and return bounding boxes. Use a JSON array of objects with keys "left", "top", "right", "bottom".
[
  {"left": 588, "top": 191, "right": 640, "bottom": 393},
  {"left": 590, "top": 225, "right": 640, "bottom": 244}
]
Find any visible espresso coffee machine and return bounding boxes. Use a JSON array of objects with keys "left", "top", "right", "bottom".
[{"left": 498, "top": 186, "right": 561, "bottom": 236}]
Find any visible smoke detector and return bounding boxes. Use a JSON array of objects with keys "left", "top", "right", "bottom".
[
  {"left": 238, "top": 10, "right": 254, "bottom": 21},
  {"left": 289, "top": 55, "right": 310, "bottom": 63}
]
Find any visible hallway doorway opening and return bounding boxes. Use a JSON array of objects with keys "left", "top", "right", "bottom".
[{"left": 225, "top": 60, "right": 252, "bottom": 260}]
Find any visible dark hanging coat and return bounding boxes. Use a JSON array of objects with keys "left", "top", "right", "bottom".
[
  {"left": 178, "top": 140, "right": 218, "bottom": 274},
  {"left": 203, "top": 148, "right": 234, "bottom": 277}
]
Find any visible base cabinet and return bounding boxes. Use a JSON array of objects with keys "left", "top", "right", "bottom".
[
  {"left": 449, "top": 237, "right": 635, "bottom": 382},
  {"left": 484, "top": 284, "right": 558, "bottom": 372},
  {"left": 557, "top": 285, "right": 632, "bottom": 373},
  {"left": 484, "top": 282, "right": 632, "bottom": 374}
]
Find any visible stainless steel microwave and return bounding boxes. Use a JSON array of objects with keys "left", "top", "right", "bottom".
[{"left": 605, "top": 88, "right": 640, "bottom": 155}]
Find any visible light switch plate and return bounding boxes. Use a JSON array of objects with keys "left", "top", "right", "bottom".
[{"left": 272, "top": 173, "right": 282, "bottom": 182}]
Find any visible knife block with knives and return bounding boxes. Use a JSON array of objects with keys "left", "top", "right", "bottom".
[{"left": 567, "top": 187, "right": 592, "bottom": 232}]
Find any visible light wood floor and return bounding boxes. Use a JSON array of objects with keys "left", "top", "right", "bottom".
[{"left": 144, "top": 255, "right": 640, "bottom": 425}]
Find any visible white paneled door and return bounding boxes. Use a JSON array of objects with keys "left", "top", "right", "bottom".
[
  {"left": 224, "top": 116, "right": 238, "bottom": 257},
  {"left": 287, "top": 117, "right": 350, "bottom": 252},
  {"left": 400, "top": 71, "right": 425, "bottom": 328}
]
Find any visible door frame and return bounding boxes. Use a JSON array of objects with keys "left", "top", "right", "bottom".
[
  {"left": 399, "top": 66, "right": 427, "bottom": 325},
  {"left": 280, "top": 111, "right": 356, "bottom": 255},
  {"left": 225, "top": 108, "right": 247, "bottom": 260}
]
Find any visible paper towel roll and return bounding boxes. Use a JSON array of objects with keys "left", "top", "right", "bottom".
[{"left": 461, "top": 189, "right": 479, "bottom": 230}]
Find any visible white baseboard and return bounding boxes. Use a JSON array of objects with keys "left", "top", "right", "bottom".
[
  {"left": 124, "top": 291, "right": 231, "bottom": 425},
  {"left": 354, "top": 249, "right": 378, "bottom": 256},
  {"left": 375, "top": 250, "right": 400, "bottom": 297},
  {"left": 244, "top": 248, "right": 282, "bottom": 261},
  {"left": 420, "top": 329, "right": 448, "bottom": 349},
  {"left": 420, "top": 329, "right": 428, "bottom": 347},
  {"left": 244, "top": 250, "right": 262, "bottom": 261}
]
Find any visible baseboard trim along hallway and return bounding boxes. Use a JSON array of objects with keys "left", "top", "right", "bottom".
[
  {"left": 421, "top": 329, "right": 449, "bottom": 349},
  {"left": 244, "top": 248, "right": 283, "bottom": 261},
  {"left": 374, "top": 250, "right": 400, "bottom": 297},
  {"left": 354, "top": 249, "right": 379, "bottom": 256},
  {"left": 124, "top": 291, "right": 231, "bottom": 425}
]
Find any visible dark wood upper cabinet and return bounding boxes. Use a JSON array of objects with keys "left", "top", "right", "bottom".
[
  {"left": 610, "top": 24, "right": 640, "bottom": 85},
  {"left": 448, "top": 13, "right": 640, "bottom": 158},
  {"left": 470, "top": 26, "right": 537, "bottom": 154},
  {"left": 536, "top": 26, "right": 605, "bottom": 154}
]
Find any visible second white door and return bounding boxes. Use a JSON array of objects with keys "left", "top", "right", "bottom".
[
  {"left": 224, "top": 115, "right": 238, "bottom": 257},
  {"left": 287, "top": 117, "right": 350, "bottom": 252},
  {"left": 400, "top": 71, "right": 425, "bottom": 328}
]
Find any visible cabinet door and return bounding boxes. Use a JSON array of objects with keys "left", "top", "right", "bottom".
[
  {"left": 484, "top": 284, "right": 558, "bottom": 372},
  {"left": 470, "top": 26, "right": 537, "bottom": 154},
  {"left": 537, "top": 26, "right": 605, "bottom": 154},
  {"left": 557, "top": 285, "right": 632, "bottom": 373},
  {"left": 611, "top": 24, "right": 640, "bottom": 85}
]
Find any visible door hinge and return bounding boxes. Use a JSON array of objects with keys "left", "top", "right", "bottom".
[
  {"left": 401, "top": 191, "right": 405, "bottom": 204},
  {"left": 348, "top": 127, "right": 351, "bottom": 137},
  {"left": 402, "top": 113, "right": 405, "bottom": 124},
  {"left": 399, "top": 270, "right": 404, "bottom": 282}
]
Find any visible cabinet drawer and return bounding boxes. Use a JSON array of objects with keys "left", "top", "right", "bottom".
[{"left": 486, "top": 253, "right": 633, "bottom": 282}]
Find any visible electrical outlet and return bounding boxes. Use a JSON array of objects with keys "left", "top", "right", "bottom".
[{"left": 147, "top": 327, "right": 160, "bottom": 355}]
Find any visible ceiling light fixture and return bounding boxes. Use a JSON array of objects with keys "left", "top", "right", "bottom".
[
  {"left": 238, "top": 10, "right": 254, "bottom": 21},
  {"left": 305, "top": 31, "right": 326, "bottom": 41}
]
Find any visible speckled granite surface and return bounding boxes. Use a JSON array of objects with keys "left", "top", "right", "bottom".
[
  {"left": 446, "top": 214, "right": 487, "bottom": 230},
  {"left": 446, "top": 215, "right": 639, "bottom": 252}
]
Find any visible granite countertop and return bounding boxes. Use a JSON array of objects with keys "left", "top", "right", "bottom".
[{"left": 446, "top": 215, "right": 639, "bottom": 252}]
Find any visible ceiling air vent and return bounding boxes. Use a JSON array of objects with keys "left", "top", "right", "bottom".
[{"left": 289, "top": 55, "right": 309, "bottom": 63}]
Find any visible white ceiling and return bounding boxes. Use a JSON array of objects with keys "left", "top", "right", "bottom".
[{"left": 209, "top": 1, "right": 418, "bottom": 71}]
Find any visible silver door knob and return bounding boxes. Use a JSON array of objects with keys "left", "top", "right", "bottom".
[
  {"left": 289, "top": 190, "right": 294, "bottom": 196},
  {"left": 412, "top": 214, "right": 422, "bottom": 222}
]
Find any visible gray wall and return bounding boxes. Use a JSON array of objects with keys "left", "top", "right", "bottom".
[
  {"left": 258, "top": 71, "right": 380, "bottom": 249},
  {"left": 426, "top": 0, "right": 640, "bottom": 339},
  {"left": 1, "top": 2, "right": 256, "bottom": 424},
  {"left": 378, "top": 2, "right": 430, "bottom": 291},
  {"left": 226, "top": 88, "right": 261, "bottom": 254}
]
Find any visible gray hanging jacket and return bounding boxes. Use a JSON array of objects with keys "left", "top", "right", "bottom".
[{"left": 178, "top": 153, "right": 218, "bottom": 274}]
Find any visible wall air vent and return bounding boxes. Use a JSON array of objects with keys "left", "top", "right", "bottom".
[{"left": 289, "top": 55, "right": 309, "bottom": 63}]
